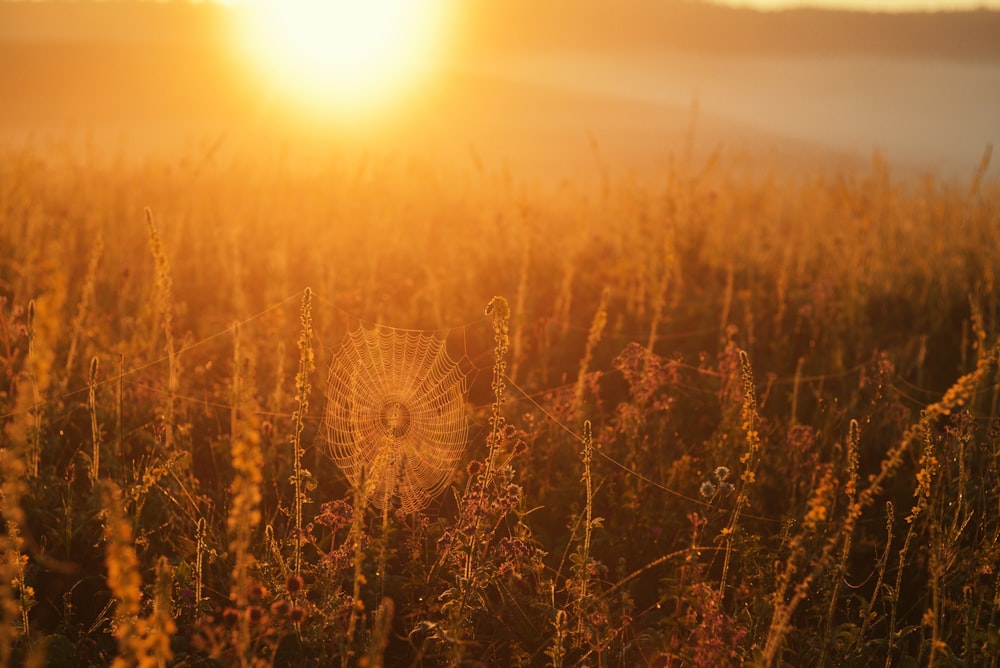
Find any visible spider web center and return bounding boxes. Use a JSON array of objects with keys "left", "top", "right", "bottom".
[{"left": 379, "top": 397, "right": 411, "bottom": 438}]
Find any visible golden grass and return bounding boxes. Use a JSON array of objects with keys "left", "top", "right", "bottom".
[{"left": 0, "top": 139, "right": 998, "bottom": 666}]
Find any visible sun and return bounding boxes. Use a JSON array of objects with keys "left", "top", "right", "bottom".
[{"left": 232, "top": 0, "right": 453, "bottom": 122}]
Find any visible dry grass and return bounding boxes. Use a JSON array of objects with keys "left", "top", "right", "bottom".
[{"left": 0, "top": 139, "right": 998, "bottom": 666}]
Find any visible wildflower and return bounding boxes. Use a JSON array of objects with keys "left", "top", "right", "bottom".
[
  {"left": 914, "top": 455, "right": 938, "bottom": 497},
  {"left": 286, "top": 574, "right": 304, "bottom": 595},
  {"left": 700, "top": 481, "right": 717, "bottom": 498},
  {"left": 315, "top": 499, "right": 352, "bottom": 531},
  {"left": 803, "top": 465, "right": 836, "bottom": 531},
  {"left": 222, "top": 607, "right": 240, "bottom": 625},
  {"left": 247, "top": 605, "right": 265, "bottom": 624},
  {"left": 248, "top": 583, "right": 267, "bottom": 602},
  {"left": 714, "top": 466, "right": 730, "bottom": 481},
  {"left": 502, "top": 483, "right": 523, "bottom": 507},
  {"left": 804, "top": 501, "right": 828, "bottom": 525}
]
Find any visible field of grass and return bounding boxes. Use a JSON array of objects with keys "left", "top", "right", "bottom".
[{"left": 1, "top": 139, "right": 999, "bottom": 667}]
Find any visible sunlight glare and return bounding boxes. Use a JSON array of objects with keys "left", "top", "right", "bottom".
[{"left": 234, "top": 0, "right": 453, "bottom": 122}]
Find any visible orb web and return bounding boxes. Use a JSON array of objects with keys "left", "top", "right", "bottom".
[{"left": 324, "top": 324, "right": 470, "bottom": 513}]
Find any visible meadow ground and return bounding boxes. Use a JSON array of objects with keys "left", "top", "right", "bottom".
[
  {"left": 2, "top": 3, "right": 999, "bottom": 666},
  {"left": 1, "top": 135, "right": 998, "bottom": 666}
]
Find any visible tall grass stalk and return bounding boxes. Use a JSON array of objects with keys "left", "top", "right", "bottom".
[
  {"left": 850, "top": 502, "right": 894, "bottom": 656},
  {"left": 343, "top": 477, "right": 368, "bottom": 668},
  {"left": 509, "top": 241, "right": 530, "bottom": 383},
  {"left": 365, "top": 598, "right": 394, "bottom": 668},
  {"left": 762, "top": 428, "right": 862, "bottom": 666},
  {"left": 227, "top": 322, "right": 263, "bottom": 665},
  {"left": 481, "top": 296, "right": 511, "bottom": 494},
  {"left": 0, "top": 430, "right": 30, "bottom": 662},
  {"left": 101, "top": 479, "right": 141, "bottom": 663},
  {"left": 0, "top": 300, "right": 42, "bottom": 661},
  {"left": 25, "top": 300, "right": 41, "bottom": 477},
  {"left": 63, "top": 234, "right": 102, "bottom": 390},
  {"left": 718, "top": 264, "right": 734, "bottom": 340},
  {"left": 821, "top": 419, "right": 861, "bottom": 662},
  {"left": 145, "top": 208, "right": 179, "bottom": 450},
  {"left": 101, "top": 479, "right": 175, "bottom": 667},
  {"left": 553, "top": 259, "right": 576, "bottom": 343},
  {"left": 923, "top": 408, "right": 976, "bottom": 664},
  {"left": 271, "top": 340, "right": 286, "bottom": 416},
  {"left": 150, "top": 557, "right": 177, "bottom": 664},
  {"left": 790, "top": 356, "right": 805, "bottom": 426},
  {"left": 573, "top": 288, "right": 609, "bottom": 420},
  {"left": 547, "top": 606, "right": 568, "bottom": 668},
  {"left": 195, "top": 517, "right": 207, "bottom": 607},
  {"left": 647, "top": 229, "right": 676, "bottom": 355},
  {"left": 574, "top": 419, "right": 597, "bottom": 639},
  {"left": 886, "top": 423, "right": 938, "bottom": 667},
  {"left": 88, "top": 355, "right": 101, "bottom": 485},
  {"left": 966, "top": 143, "right": 993, "bottom": 200},
  {"left": 719, "top": 349, "right": 762, "bottom": 597},
  {"left": 290, "top": 287, "right": 315, "bottom": 577},
  {"left": 438, "top": 296, "right": 511, "bottom": 662},
  {"left": 116, "top": 352, "right": 125, "bottom": 483}
]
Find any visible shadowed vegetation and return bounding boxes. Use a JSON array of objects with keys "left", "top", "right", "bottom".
[{"left": 1, "top": 140, "right": 998, "bottom": 666}]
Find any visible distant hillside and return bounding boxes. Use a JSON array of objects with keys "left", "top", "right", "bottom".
[
  {"left": 1, "top": 0, "right": 996, "bottom": 176},
  {"left": 0, "top": 1, "right": 228, "bottom": 46},
  {"left": 1, "top": 0, "right": 999, "bottom": 62},
  {"left": 458, "top": 0, "right": 1000, "bottom": 61}
]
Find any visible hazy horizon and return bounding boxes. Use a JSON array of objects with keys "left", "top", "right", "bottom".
[
  {"left": 1, "top": 0, "right": 997, "bottom": 181},
  {"left": 3, "top": 0, "right": 1000, "bottom": 14},
  {"left": 714, "top": 0, "right": 1000, "bottom": 11}
]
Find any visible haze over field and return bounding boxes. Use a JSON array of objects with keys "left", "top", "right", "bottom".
[
  {"left": 3, "top": 3, "right": 1000, "bottom": 666},
  {"left": 1, "top": 0, "right": 998, "bottom": 179}
]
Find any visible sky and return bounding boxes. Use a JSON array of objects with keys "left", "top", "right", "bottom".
[
  {"left": 204, "top": 0, "right": 1000, "bottom": 11},
  {"left": 2, "top": 0, "right": 996, "bottom": 13},
  {"left": 717, "top": 0, "right": 1000, "bottom": 9},
  {"left": 1, "top": 0, "right": 996, "bottom": 177}
]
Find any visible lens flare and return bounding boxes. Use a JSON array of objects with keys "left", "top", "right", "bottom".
[{"left": 232, "top": 0, "right": 453, "bottom": 122}]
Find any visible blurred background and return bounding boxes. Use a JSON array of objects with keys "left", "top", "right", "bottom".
[{"left": 1, "top": 0, "right": 999, "bottom": 181}]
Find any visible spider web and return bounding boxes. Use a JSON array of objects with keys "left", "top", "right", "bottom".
[{"left": 323, "top": 324, "right": 470, "bottom": 514}]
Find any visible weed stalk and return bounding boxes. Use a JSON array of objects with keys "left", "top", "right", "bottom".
[
  {"left": 145, "top": 208, "right": 179, "bottom": 450},
  {"left": 88, "top": 355, "right": 101, "bottom": 485},
  {"left": 290, "top": 287, "right": 315, "bottom": 577},
  {"left": 719, "top": 349, "right": 762, "bottom": 597}
]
